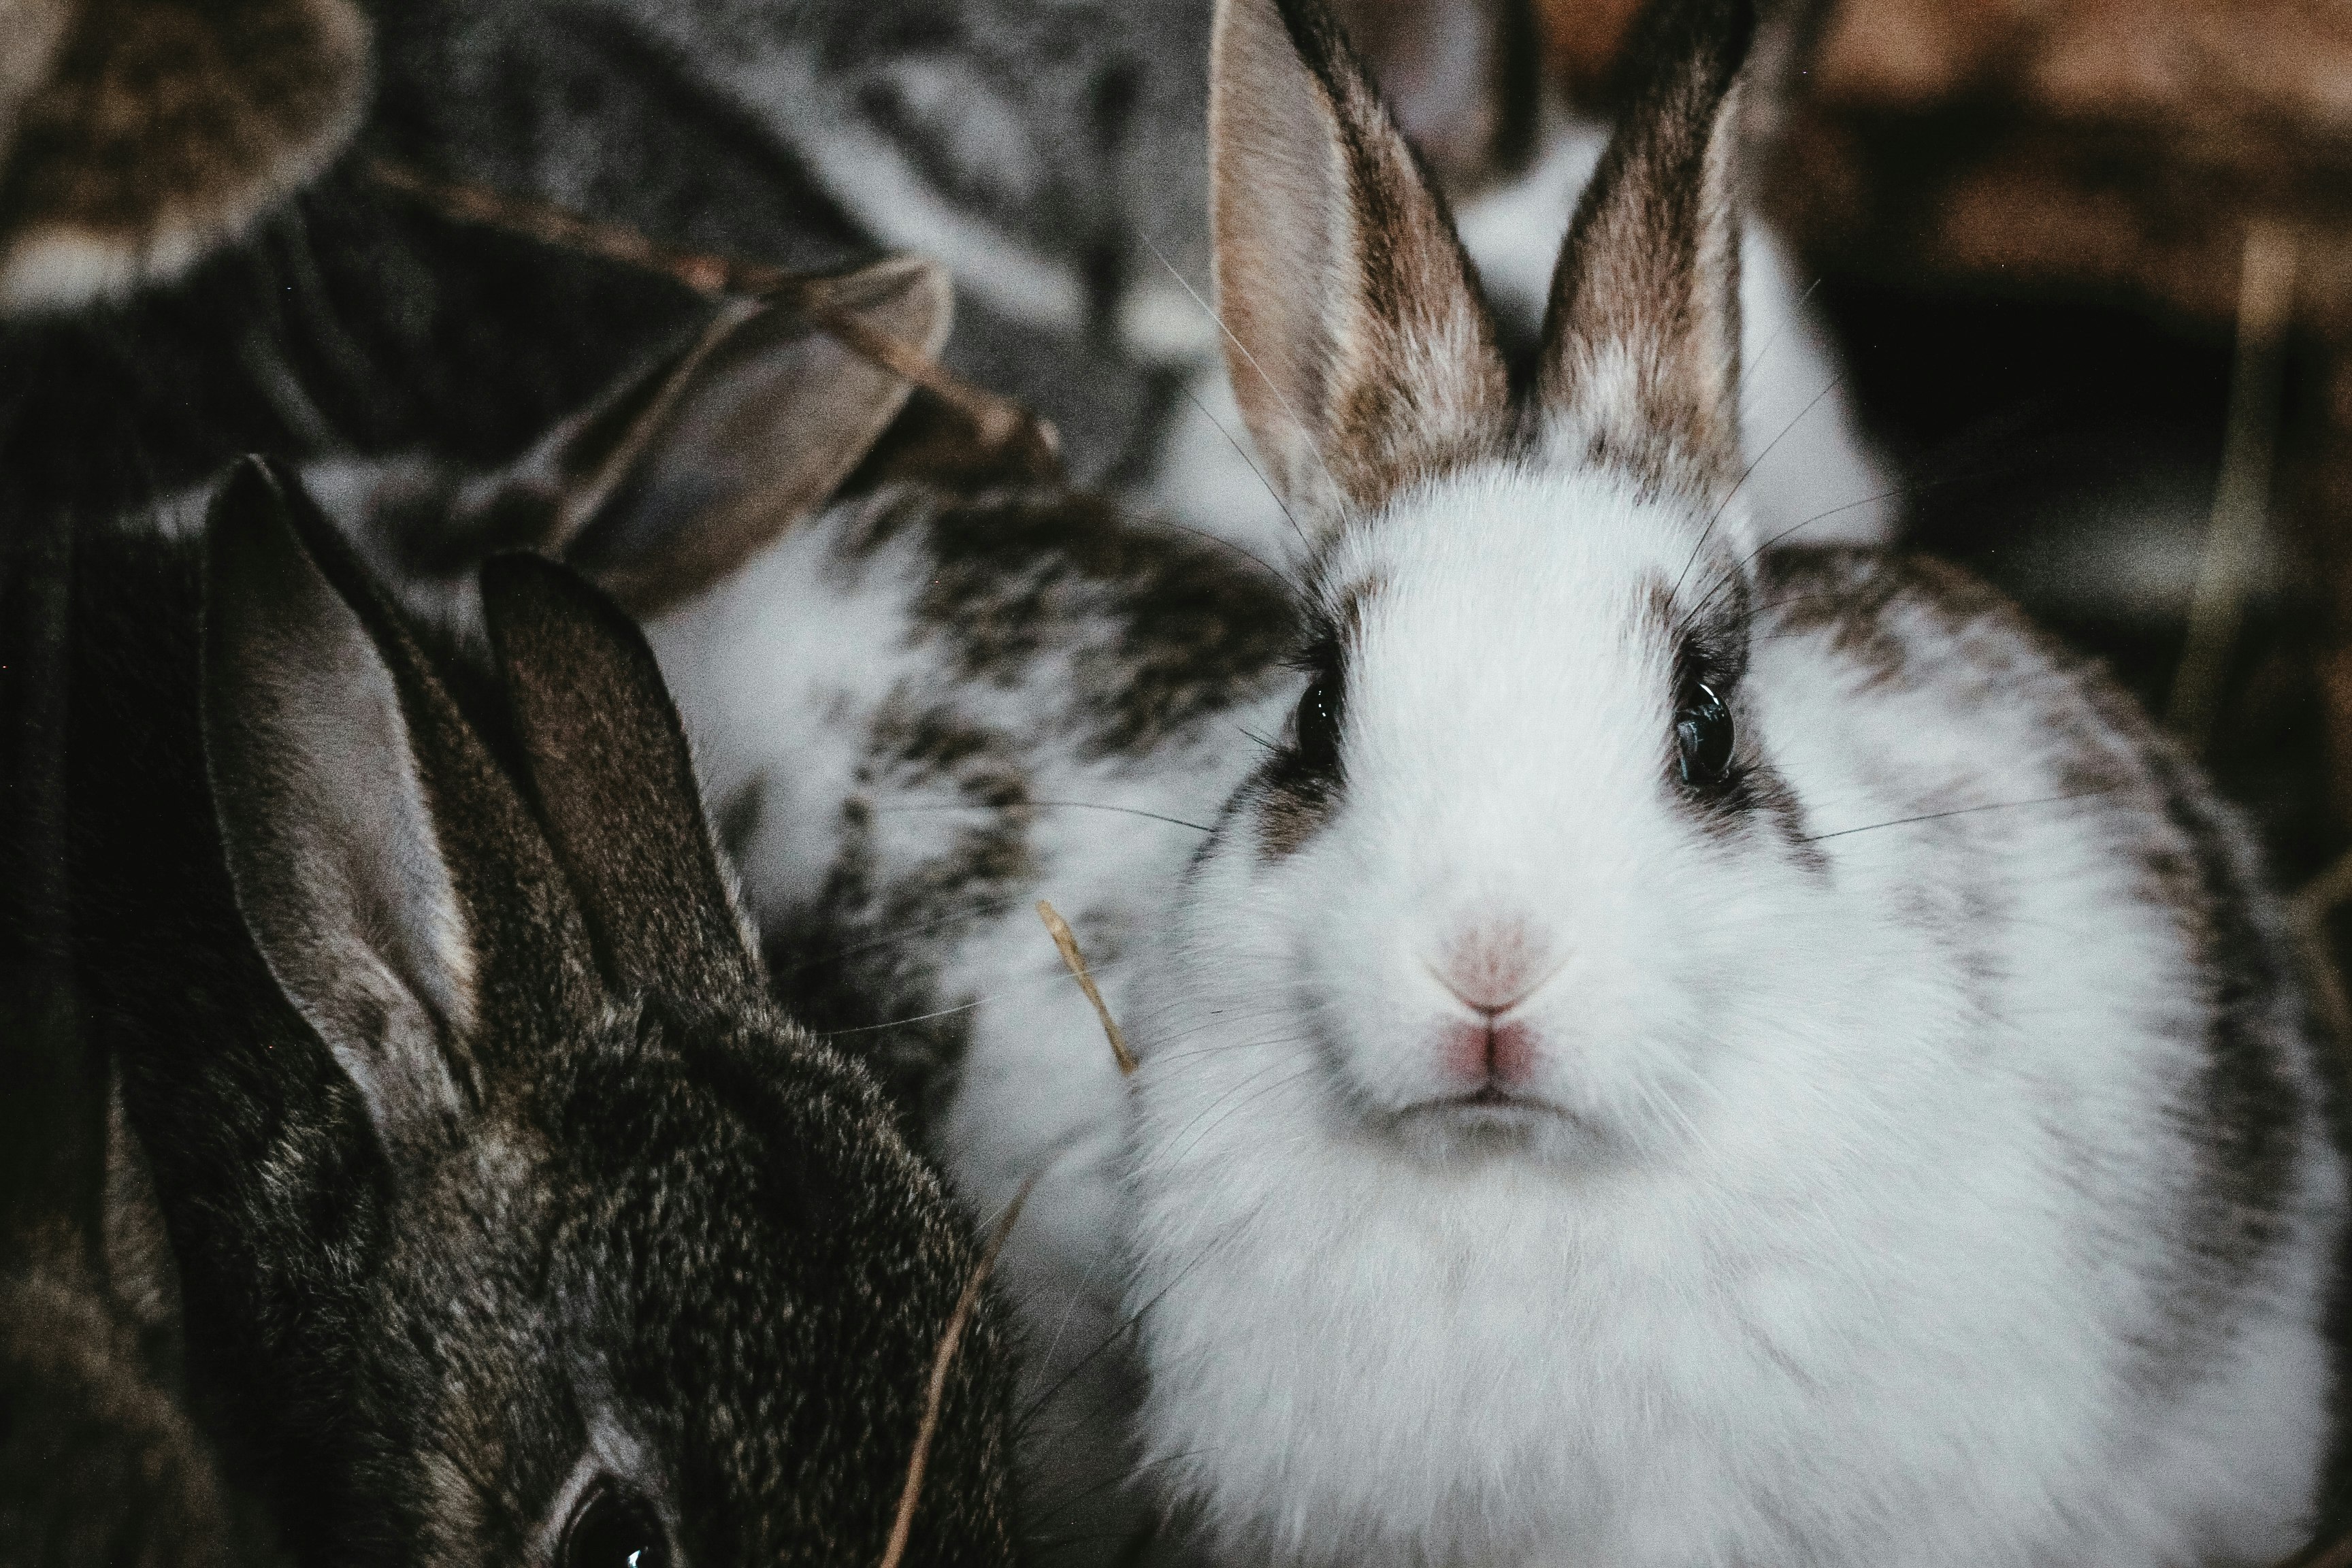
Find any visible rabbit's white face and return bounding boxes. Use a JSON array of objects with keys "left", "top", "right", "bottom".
[{"left": 1156, "top": 461, "right": 1827, "bottom": 1169}]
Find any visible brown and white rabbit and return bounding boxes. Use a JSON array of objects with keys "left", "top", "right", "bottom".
[
  {"left": 1115, "top": 0, "right": 2348, "bottom": 1563},
  {"left": 53, "top": 456, "right": 1023, "bottom": 1566}
]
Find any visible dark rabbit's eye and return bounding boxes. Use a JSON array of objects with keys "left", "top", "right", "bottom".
[
  {"left": 1294, "top": 668, "right": 1344, "bottom": 774},
  {"left": 1676, "top": 683, "right": 1734, "bottom": 789},
  {"left": 562, "top": 1482, "right": 667, "bottom": 1568}
]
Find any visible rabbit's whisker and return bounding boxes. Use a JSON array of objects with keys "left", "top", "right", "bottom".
[
  {"left": 1670, "top": 379, "right": 1839, "bottom": 606},
  {"left": 1676, "top": 477, "right": 1925, "bottom": 638},
  {"left": 1153, "top": 1066, "right": 1321, "bottom": 1176},
  {"left": 868, "top": 799, "right": 1216, "bottom": 834},
  {"left": 1735, "top": 274, "right": 1825, "bottom": 394},
  {"left": 821, "top": 960, "right": 1130, "bottom": 1039},
  {"left": 1171, "top": 371, "right": 1312, "bottom": 554},
  {"left": 1014, "top": 1192, "right": 1280, "bottom": 1435},
  {"left": 770, "top": 897, "right": 1022, "bottom": 976},
  {"left": 1140, "top": 512, "right": 1307, "bottom": 605},
  {"left": 1797, "top": 790, "right": 2115, "bottom": 845},
  {"left": 1139, "top": 232, "right": 1353, "bottom": 533}
]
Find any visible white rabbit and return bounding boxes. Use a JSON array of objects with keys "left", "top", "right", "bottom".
[{"left": 1115, "top": 0, "right": 2344, "bottom": 1564}]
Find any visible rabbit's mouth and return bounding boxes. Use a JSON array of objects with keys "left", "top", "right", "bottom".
[
  {"left": 1383, "top": 1090, "right": 1608, "bottom": 1142},
  {"left": 1382, "top": 1086, "right": 1618, "bottom": 1160}
]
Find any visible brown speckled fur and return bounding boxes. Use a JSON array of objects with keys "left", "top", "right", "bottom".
[
  {"left": 0, "top": 0, "right": 368, "bottom": 311},
  {"left": 56, "top": 461, "right": 1024, "bottom": 1565}
]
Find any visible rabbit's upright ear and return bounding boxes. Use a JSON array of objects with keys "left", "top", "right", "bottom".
[
  {"left": 202, "top": 458, "right": 476, "bottom": 1161},
  {"left": 1534, "top": 0, "right": 1752, "bottom": 495},
  {"left": 1209, "top": 0, "right": 1509, "bottom": 528},
  {"left": 480, "top": 553, "right": 760, "bottom": 1006}
]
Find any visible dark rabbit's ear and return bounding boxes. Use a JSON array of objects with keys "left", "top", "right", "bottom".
[
  {"left": 1326, "top": 0, "right": 1540, "bottom": 192},
  {"left": 1534, "top": 0, "right": 1752, "bottom": 493},
  {"left": 201, "top": 459, "right": 476, "bottom": 1162},
  {"left": 480, "top": 553, "right": 760, "bottom": 1005},
  {"left": 1209, "top": 0, "right": 1509, "bottom": 528},
  {"left": 0, "top": 0, "right": 370, "bottom": 314},
  {"left": 555, "top": 255, "right": 952, "bottom": 617}
]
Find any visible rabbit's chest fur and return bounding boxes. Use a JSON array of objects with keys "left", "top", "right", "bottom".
[{"left": 1119, "top": 546, "right": 2341, "bottom": 1568}]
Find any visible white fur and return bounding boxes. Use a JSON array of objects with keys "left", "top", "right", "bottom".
[
  {"left": 1117, "top": 459, "right": 2340, "bottom": 1568},
  {"left": 589, "top": 41, "right": 2326, "bottom": 1565}
]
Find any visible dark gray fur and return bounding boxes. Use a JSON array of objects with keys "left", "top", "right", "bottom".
[{"left": 53, "top": 459, "right": 1022, "bottom": 1565}]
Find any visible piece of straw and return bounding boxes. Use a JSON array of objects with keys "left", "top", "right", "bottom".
[
  {"left": 877, "top": 1174, "right": 1034, "bottom": 1568},
  {"left": 2166, "top": 220, "right": 2297, "bottom": 751},
  {"left": 1037, "top": 900, "right": 1137, "bottom": 1075}
]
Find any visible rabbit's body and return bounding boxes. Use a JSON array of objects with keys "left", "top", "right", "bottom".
[
  {"left": 55, "top": 467, "right": 1022, "bottom": 1565},
  {"left": 1126, "top": 529, "right": 2341, "bottom": 1568}
]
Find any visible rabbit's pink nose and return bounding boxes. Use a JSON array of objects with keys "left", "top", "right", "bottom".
[{"left": 1431, "top": 918, "right": 1549, "bottom": 1015}]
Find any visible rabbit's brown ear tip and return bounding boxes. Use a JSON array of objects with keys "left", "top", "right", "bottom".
[
  {"left": 478, "top": 549, "right": 568, "bottom": 603},
  {"left": 480, "top": 550, "right": 636, "bottom": 651},
  {"left": 0, "top": 0, "right": 371, "bottom": 316},
  {"left": 479, "top": 548, "right": 618, "bottom": 610}
]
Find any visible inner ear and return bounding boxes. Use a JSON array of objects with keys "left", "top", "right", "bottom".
[
  {"left": 1209, "top": 0, "right": 1510, "bottom": 528},
  {"left": 201, "top": 459, "right": 477, "bottom": 1164},
  {"left": 564, "top": 257, "right": 953, "bottom": 617},
  {"left": 1534, "top": 0, "right": 1753, "bottom": 494}
]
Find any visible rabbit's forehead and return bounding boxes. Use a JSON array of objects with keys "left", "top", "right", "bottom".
[{"left": 1323, "top": 462, "right": 1710, "bottom": 683}]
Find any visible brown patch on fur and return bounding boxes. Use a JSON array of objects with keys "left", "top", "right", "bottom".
[
  {"left": 764, "top": 700, "right": 1035, "bottom": 1135},
  {"left": 0, "top": 1269, "right": 259, "bottom": 1567},
  {"left": 1251, "top": 765, "right": 1340, "bottom": 861},
  {"left": 1536, "top": 0, "right": 1752, "bottom": 495},
  {"left": 0, "top": 0, "right": 370, "bottom": 314},
  {"left": 1209, "top": 0, "right": 1510, "bottom": 525},
  {"left": 0, "top": 0, "right": 74, "bottom": 164},
  {"left": 845, "top": 483, "right": 1298, "bottom": 760}
]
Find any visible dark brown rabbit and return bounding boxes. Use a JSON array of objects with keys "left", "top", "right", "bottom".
[{"left": 48, "top": 457, "right": 1022, "bottom": 1566}]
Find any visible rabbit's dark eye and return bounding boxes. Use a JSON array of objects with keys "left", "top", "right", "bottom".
[
  {"left": 1294, "top": 668, "right": 1343, "bottom": 774},
  {"left": 561, "top": 1482, "right": 666, "bottom": 1568},
  {"left": 1676, "top": 683, "right": 1734, "bottom": 789}
]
